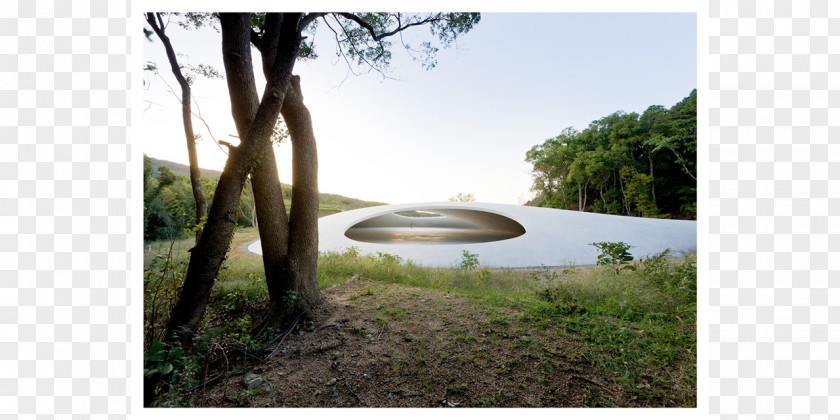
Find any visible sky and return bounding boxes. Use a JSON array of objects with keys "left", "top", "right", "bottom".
[{"left": 142, "top": 13, "right": 696, "bottom": 205}]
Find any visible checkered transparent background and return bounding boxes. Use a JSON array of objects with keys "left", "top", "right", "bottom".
[
  {"left": 0, "top": 0, "right": 131, "bottom": 418},
  {"left": 707, "top": 0, "right": 840, "bottom": 418}
]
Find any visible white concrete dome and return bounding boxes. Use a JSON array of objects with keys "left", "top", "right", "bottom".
[{"left": 249, "top": 202, "right": 697, "bottom": 268}]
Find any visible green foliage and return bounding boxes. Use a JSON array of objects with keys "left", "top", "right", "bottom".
[
  {"left": 526, "top": 89, "right": 696, "bottom": 219},
  {"left": 215, "top": 271, "right": 268, "bottom": 310},
  {"left": 144, "top": 156, "right": 248, "bottom": 241},
  {"left": 459, "top": 250, "right": 480, "bottom": 271},
  {"left": 591, "top": 241, "right": 633, "bottom": 266},
  {"left": 620, "top": 166, "right": 658, "bottom": 218},
  {"left": 225, "top": 314, "right": 261, "bottom": 351},
  {"left": 144, "top": 251, "right": 188, "bottom": 345},
  {"left": 144, "top": 341, "right": 186, "bottom": 379},
  {"left": 282, "top": 290, "right": 299, "bottom": 308},
  {"left": 143, "top": 339, "right": 204, "bottom": 407},
  {"left": 369, "top": 251, "right": 403, "bottom": 266},
  {"left": 331, "top": 13, "right": 480, "bottom": 73}
]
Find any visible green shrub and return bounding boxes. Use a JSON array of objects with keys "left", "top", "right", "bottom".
[
  {"left": 591, "top": 241, "right": 633, "bottom": 266},
  {"left": 459, "top": 250, "right": 480, "bottom": 271}
]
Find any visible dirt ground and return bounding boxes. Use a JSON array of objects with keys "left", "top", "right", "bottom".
[{"left": 195, "top": 275, "right": 638, "bottom": 408}]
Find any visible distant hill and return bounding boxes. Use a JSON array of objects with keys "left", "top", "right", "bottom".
[
  {"left": 149, "top": 158, "right": 224, "bottom": 181},
  {"left": 148, "top": 157, "right": 388, "bottom": 216}
]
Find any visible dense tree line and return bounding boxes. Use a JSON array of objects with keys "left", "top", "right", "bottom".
[
  {"left": 144, "top": 155, "right": 256, "bottom": 241},
  {"left": 525, "top": 89, "right": 696, "bottom": 220}
]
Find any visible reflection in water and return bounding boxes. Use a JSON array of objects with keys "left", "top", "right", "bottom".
[{"left": 345, "top": 227, "right": 522, "bottom": 244}]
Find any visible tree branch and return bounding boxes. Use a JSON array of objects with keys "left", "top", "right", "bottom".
[
  {"left": 299, "top": 12, "right": 326, "bottom": 32},
  {"left": 336, "top": 12, "right": 440, "bottom": 41}
]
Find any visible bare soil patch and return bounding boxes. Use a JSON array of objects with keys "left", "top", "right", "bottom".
[{"left": 200, "top": 276, "right": 631, "bottom": 407}]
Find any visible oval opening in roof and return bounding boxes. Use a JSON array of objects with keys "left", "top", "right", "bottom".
[{"left": 344, "top": 208, "right": 525, "bottom": 244}]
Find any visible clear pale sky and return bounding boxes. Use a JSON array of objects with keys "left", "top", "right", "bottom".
[{"left": 142, "top": 13, "right": 696, "bottom": 205}]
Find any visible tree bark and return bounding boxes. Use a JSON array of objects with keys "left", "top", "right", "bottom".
[
  {"left": 251, "top": 75, "right": 323, "bottom": 331},
  {"left": 281, "top": 75, "right": 322, "bottom": 316},
  {"left": 647, "top": 150, "right": 656, "bottom": 205},
  {"left": 163, "top": 12, "right": 302, "bottom": 347},
  {"left": 247, "top": 14, "right": 316, "bottom": 332},
  {"left": 600, "top": 181, "right": 607, "bottom": 210},
  {"left": 582, "top": 179, "right": 589, "bottom": 212},
  {"left": 223, "top": 13, "right": 295, "bottom": 326},
  {"left": 617, "top": 169, "right": 630, "bottom": 215},
  {"left": 145, "top": 13, "right": 207, "bottom": 242}
]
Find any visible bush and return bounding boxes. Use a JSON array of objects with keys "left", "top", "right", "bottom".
[
  {"left": 591, "top": 241, "right": 633, "bottom": 266},
  {"left": 591, "top": 241, "right": 635, "bottom": 275},
  {"left": 459, "top": 250, "right": 480, "bottom": 271}
]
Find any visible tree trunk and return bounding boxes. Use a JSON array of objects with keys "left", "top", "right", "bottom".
[
  {"left": 163, "top": 12, "right": 302, "bottom": 347},
  {"left": 617, "top": 169, "right": 630, "bottom": 215},
  {"left": 559, "top": 184, "right": 568, "bottom": 209},
  {"left": 145, "top": 13, "right": 207, "bottom": 242},
  {"left": 223, "top": 13, "right": 295, "bottom": 329},
  {"left": 252, "top": 75, "right": 323, "bottom": 331},
  {"left": 281, "top": 75, "right": 322, "bottom": 316},
  {"left": 582, "top": 179, "right": 589, "bottom": 212},
  {"left": 600, "top": 181, "right": 607, "bottom": 210},
  {"left": 648, "top": 150, "right": 656, "bottom": 205},
  {"left": 250, "top": 145, "right": 292, "bottom": 306},
  {"left": 577, "top": 182, "right": 583, "bottom": 212},
  {"left": 247, "top": 14, "right": 321, "bottom": 332}
]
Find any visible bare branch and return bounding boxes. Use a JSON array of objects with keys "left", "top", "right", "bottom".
[
  {"left": 323, "top": 16, "right": 363, "bottom": 80},
  {"left": 330, "top": 15, "right": 398, "bottom": 81},
  {"left": 335, "top": 12, "right": 440, "bottom": 42},
  {"left": 151, "top": 70, "right": 228, "bottom": 156}
]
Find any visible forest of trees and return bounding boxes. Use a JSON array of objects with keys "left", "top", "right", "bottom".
[
  {"left": 143, "top": 154, "right": 258, "bottom": 241},
  {"left": 525, "top": 89, "right": 697, "bottom": 220}
]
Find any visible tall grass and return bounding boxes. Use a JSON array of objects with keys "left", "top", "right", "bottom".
[
  {"left": 523, "top": 250, "right": 697, "bottom": 405},
  {"left": 317, "top": 247, "right": 539, "bottom": 304}
]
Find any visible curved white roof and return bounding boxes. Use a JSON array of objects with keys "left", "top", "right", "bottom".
[{"left": 248, "top": 202, "right": 697, "bottom": 268}]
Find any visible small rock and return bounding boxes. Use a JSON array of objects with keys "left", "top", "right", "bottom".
[
  {"left": 326, "top": 378, "right": 337, "bottom": 386},
  {"left": 244, "top": 373, "right": 264, "bottom": 390},
  {"left": 362, "top": 373, "right": 372, "bottom": 380}
]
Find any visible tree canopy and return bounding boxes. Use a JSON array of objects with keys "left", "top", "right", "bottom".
[{"left": 525, "top": 89, "right": 696, "bottom": 219}]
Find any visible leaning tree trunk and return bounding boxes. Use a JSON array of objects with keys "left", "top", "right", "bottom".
[
  {"left": 278, "top": 75, "right": 322, "bottom": 319},
  {"left": 145, "top": 13, "right": 207, "bottom": 242},
  {"left": 245, "top": 14, "right": 319, "bottom": 332},
  {"left": 251, "top": 75, "right": 323, "bottom": 332},
  {"left": 163, "top": 12, "right": 302, "bottom": 347},
  {"left": 221, "top": 12, "right": 294, "bottom": 328}
]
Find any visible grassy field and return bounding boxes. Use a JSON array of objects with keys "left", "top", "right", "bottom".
[{"left": 144, "top": 227, "right": 696, "bottom": 407}]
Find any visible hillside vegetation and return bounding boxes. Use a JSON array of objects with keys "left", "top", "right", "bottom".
[
  {"left": 526, "top": 89, "right": 696, "bottom": 219},
  {"left": 144, "top": 156, "right": 387, "bottom": 241}
]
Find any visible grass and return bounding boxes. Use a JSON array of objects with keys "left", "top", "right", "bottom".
[{"left": 144, "top": 230, "right": 696, "bottom": 406}]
